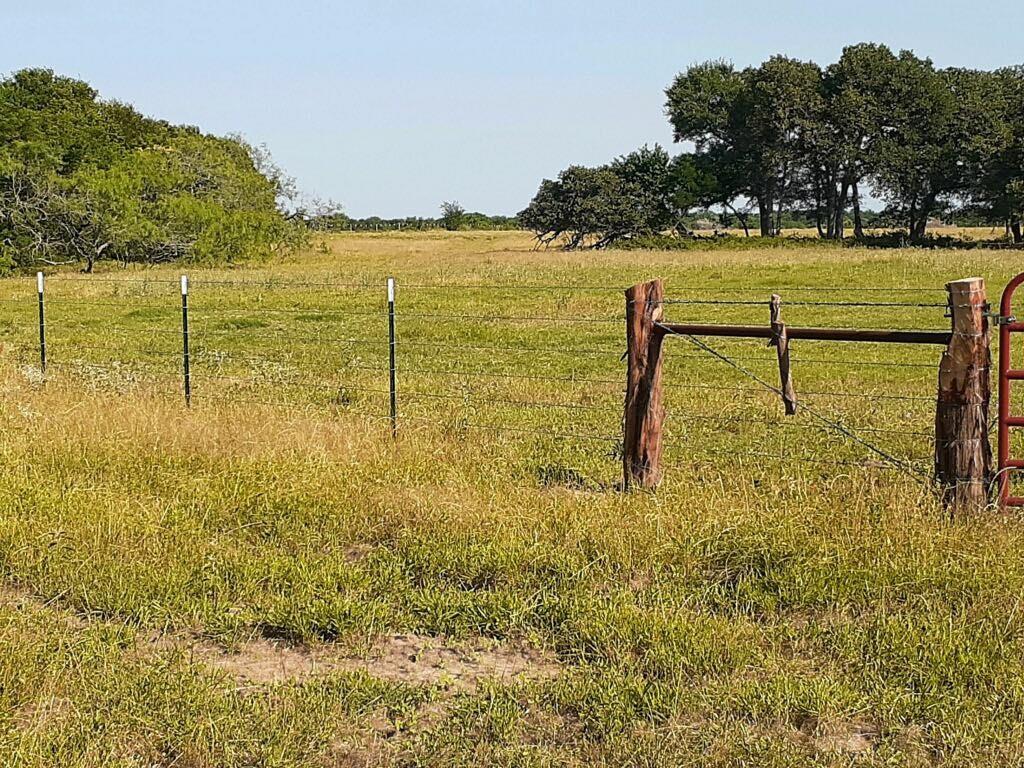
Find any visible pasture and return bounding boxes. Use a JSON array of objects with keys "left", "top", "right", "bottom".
[{"left": 1, "top": 230, "right": 1024, "bottom": 766}]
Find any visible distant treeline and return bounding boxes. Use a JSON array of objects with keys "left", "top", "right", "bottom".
[
  {"left": 0, "top": 69, "right": 304, "bottom": 273},
  {"left": 310, "top": 212, "right": 519, "bottom": 232},
  {"left": 314, "top": 208, "right": 927, "bottom": 235},
  {"left": 521, "top": 43, "right": 1024, "bottom": 248}
]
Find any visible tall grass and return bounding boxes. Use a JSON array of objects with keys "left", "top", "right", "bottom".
[{"left": 0, "top": 231, "right": 1023, "bottom": 765}]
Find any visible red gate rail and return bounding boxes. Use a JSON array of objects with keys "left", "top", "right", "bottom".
[{"left": 998, "top": 273, "right": 1024, "bottom": 506}]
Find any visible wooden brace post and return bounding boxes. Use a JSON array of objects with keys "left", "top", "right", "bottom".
[
  {"left": 769, "top": 294, "right": 797, "bottom": 415},
  {"left": 935, "top": 277, "right": 992, "bottom": 512},
  {"left": 623, "top": 279, "right": 666, "bottom": 490}
]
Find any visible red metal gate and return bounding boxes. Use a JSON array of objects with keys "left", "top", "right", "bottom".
[{"left": 998, "top": 273, "right": 1024, "bottom": 506}]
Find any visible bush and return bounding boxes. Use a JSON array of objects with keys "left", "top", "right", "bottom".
[
  {"left": 619, "top": 234, "right": 840, "bottom": 251},
  {"left": 0, "top": 69, "right": 304, "bottom": 273}
]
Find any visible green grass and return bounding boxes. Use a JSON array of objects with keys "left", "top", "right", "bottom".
[{"left": 0, "top": 231, "right": 1023, "bottom": 765}]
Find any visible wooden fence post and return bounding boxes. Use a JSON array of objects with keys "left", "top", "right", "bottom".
[
  {"left": 935, "top": 277, "right": 992, "bottom": 512},
  {"left": 623, "top": 279, "right": 666, "bottom": 490},
  {"left": 769, "top": 294, "right": 797, "bottom": 415}
]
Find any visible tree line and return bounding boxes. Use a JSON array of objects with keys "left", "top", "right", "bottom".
[
  {"left": 0, "top": 69, "right": 304, "bottom": 273},
  {"left": 309, "top": 201, "right": 518, "bottom": 232},
  {"left": 520, "top": 44, "right": 1024, "bottom": 247}
]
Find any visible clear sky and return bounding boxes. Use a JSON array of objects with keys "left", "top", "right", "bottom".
[{"left": 4, "top": 1, "right": 1022, "bottom": 218}]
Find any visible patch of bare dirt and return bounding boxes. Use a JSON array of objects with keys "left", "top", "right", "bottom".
[
  {"left": 1, "top": 581, "right": 561, "bottom": 691},
  {"left": 188, "top": 632, "right": 560, "bottom": 690},
  {"left": 14, "top": 695, "right": 75, "bottom": 731},
  {"left": 342, "top": 543, "right": 374, "bottom": 563},
  {"left": 794, "top": 716, "right": 878, "bottom": 756},
  {"left": 319, "top": 725, "right": 395, "bottom": 768},
  {"left": 814, "top": 723, "right": 875, "bottom": 755},
  {"left": 0, "top": 583, "right": 89, "bottom": 627}
]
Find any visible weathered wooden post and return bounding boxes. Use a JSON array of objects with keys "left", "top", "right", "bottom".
[
  {"left": 769, "top": 294, "right": 797, "bottom": 415},
  {"left": 935, "top": 277, "right": 992, "bottom": 512},
  {"left": 623, "top": 279, "right": 666, "bottom": 490}
]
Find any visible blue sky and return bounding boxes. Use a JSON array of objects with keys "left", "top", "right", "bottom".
[{"left": 4, "top": 1, "right": 1022, "bottom": 217}]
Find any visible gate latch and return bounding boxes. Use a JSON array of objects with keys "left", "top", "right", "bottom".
[{"left": 985, "top": 310, "right": 1017, "bottom": 326}]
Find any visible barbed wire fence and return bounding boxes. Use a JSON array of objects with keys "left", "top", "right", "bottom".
[{"left": 0, "top": 272, "right": 984, "bottom": 493}]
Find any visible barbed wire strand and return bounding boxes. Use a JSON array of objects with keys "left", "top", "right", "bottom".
[
  {"left": 27, "top": 359, "right": 938, "bottom": 432},
  {"left": 663, "top": 448, "right": 930, "bottom": 472}
]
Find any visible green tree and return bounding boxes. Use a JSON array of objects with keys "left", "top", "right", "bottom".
[
  {"left": 519, "top": 165, "right": 641, "bottom": 248},
  {"left": 520, "top": 146, "right": 718, "bottom": 248},
  {"left": 665, "top": 61, "right": 762, "bottom": 232},
  {"left": 609, "top": 144, "right": 692, "bottom": 234},
  {"left": 961, "top": 67, "right": 1024, "bottom": 242},
  {"left": 666, "top": 57, "right": 822, "bottom": 237},
  {"left": 440, "top": 200, "right": 466, "bottom": 231},
  {"left": 0, "top": 68, "right": 302, "bottom": 272},
  {"left": 804, "top": 43, "right": 895, "bottom": 239},
  {"left": 664, "top": 47, "right": 1024, "bottom": 243},
  {"left": 745, "top": 56, "right": 824, "bottom": 236},
  {"left": 865, "top": 51, "right": 967, "bottom": 242},
  {"left": 70, "top": 133, "right": 297, "bottom": 270}
]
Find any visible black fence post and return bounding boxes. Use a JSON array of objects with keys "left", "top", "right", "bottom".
[
  {"left": 181, "top": 275, "right": 191, "bottom": 406},
  {"left": 36, "top": 272, "right": 46, "bottom": 376},
  {"left": 388, "top": 276, "right": 397, "bottom": 437}
]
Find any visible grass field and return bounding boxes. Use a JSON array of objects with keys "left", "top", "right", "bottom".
[{"left": 2, "top": 231, "right": 1024, "bottom": 766}]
